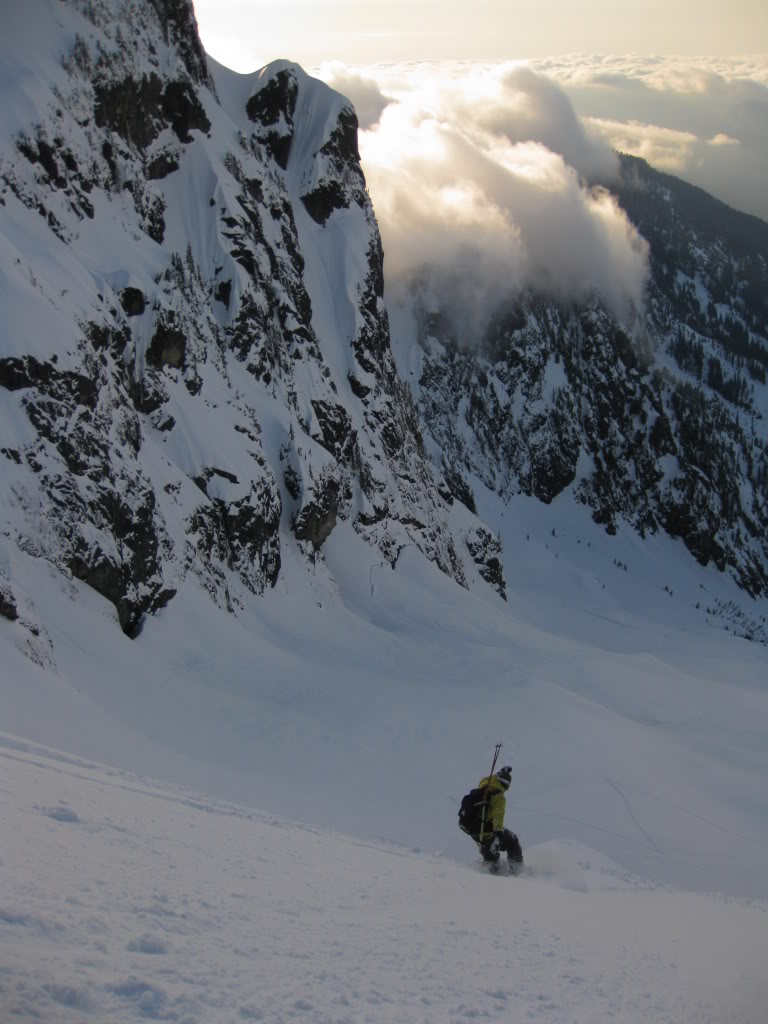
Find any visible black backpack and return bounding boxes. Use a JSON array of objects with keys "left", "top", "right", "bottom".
[{"left": 458, "top": 786, "right": 490, "bottom": 836}]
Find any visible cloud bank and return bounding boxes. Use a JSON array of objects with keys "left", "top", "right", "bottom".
[
  {"left": 534, "top": 55, "right": 768, "bottom": 224},
  {"left": 321, "top": 62, "right": 649, "bottom": 330}
]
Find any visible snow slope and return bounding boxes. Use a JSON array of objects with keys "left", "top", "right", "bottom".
[
  {"left": 2, "top": 733, "right": 765, "bottom": 1024},
  {"left": 2, "top": 498, "right": 768, "bottom": 902}
]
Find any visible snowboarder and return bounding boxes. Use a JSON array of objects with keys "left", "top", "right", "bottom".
[{"left": 458, "top": 765, "right": 524, "bottom": 874}]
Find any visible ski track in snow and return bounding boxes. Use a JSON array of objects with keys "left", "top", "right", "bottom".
[
  {"left": 603, "top": 778, "right": 663, "bottom": 855},
  {"left": 1, "top": 737, "right": 766, "bottom": 1024}
]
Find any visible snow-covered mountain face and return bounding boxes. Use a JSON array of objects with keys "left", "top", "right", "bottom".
[
  {"left": 1, "top": 0, "right": 767, "bottom": 651},
  {"left": 389, "top": 156, "right": 768, "bottom": 601},
  {"left": 0, "top": 0, "right": 478, "bottom": 645}
]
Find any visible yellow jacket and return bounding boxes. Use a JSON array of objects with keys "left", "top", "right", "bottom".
[{"left": 477, "top": 775, "right": 506, "bottom": 838}]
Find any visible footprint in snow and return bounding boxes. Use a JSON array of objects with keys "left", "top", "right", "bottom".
[
  {"left": 43, "top": 805, "right": 80, "bottom": 823},
  {"left": 127, "top": 936, "right": 169, "bottom": 955}
]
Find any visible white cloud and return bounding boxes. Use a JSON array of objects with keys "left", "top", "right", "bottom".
[
  {"left": 317, "top": 63, "right": 393, "bottom": 129},
  {"left": 707, "top": 133, "right": 739, "bottom": 147},
  {"left": 310, "top": 55, "right": 768, "bottom": 341},
  {"left": 585, "top": 117, "right": 698, "bottom": 174},
  {"left": 317, "top": 63, "right": 648, "bottom": 330},
  {"left": 477, "top": 66, "right": 620, "bottom": 182}
]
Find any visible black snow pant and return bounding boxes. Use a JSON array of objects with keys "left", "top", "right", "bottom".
[{"left": 476, "top": 828, "right": 523, "bottom": 867}]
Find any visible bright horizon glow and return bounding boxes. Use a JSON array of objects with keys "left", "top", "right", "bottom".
[{"left": 192, "top": 1, "right": 768, "bottom": 74}]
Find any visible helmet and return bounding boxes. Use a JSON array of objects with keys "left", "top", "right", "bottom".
[{"left": 496, "top": 765, "right": 512, "bottom": 789}]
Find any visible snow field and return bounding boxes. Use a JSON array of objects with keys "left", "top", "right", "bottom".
[
  {"left": 1, "top": 735, "right": 766, "bottom": 1024},
  {"left": 3, "top": 516, "right": 768, "bottom": 903}
]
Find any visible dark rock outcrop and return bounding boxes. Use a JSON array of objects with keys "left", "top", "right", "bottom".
[
  {"left": 465, "top": 526, "right": 507, "bottom": 600},
  {"left": 0, "top": 588, "right": 18, "bottom": 622},
  {"left": 293, "top": 473, "right": 341, "bottom": 549},
  {"left": 121, "top": 288, "right": 146, "bottom": 317},
  {"left": 246, "top": 69, "right": 297, "bottom": 169},
  {"left": 95, "top": 74, "right": 210, "bottom": 151}
]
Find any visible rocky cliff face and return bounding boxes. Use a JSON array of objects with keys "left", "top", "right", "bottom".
[{"left": 0, "top": 0, "right": 469, "bottom": 646}]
